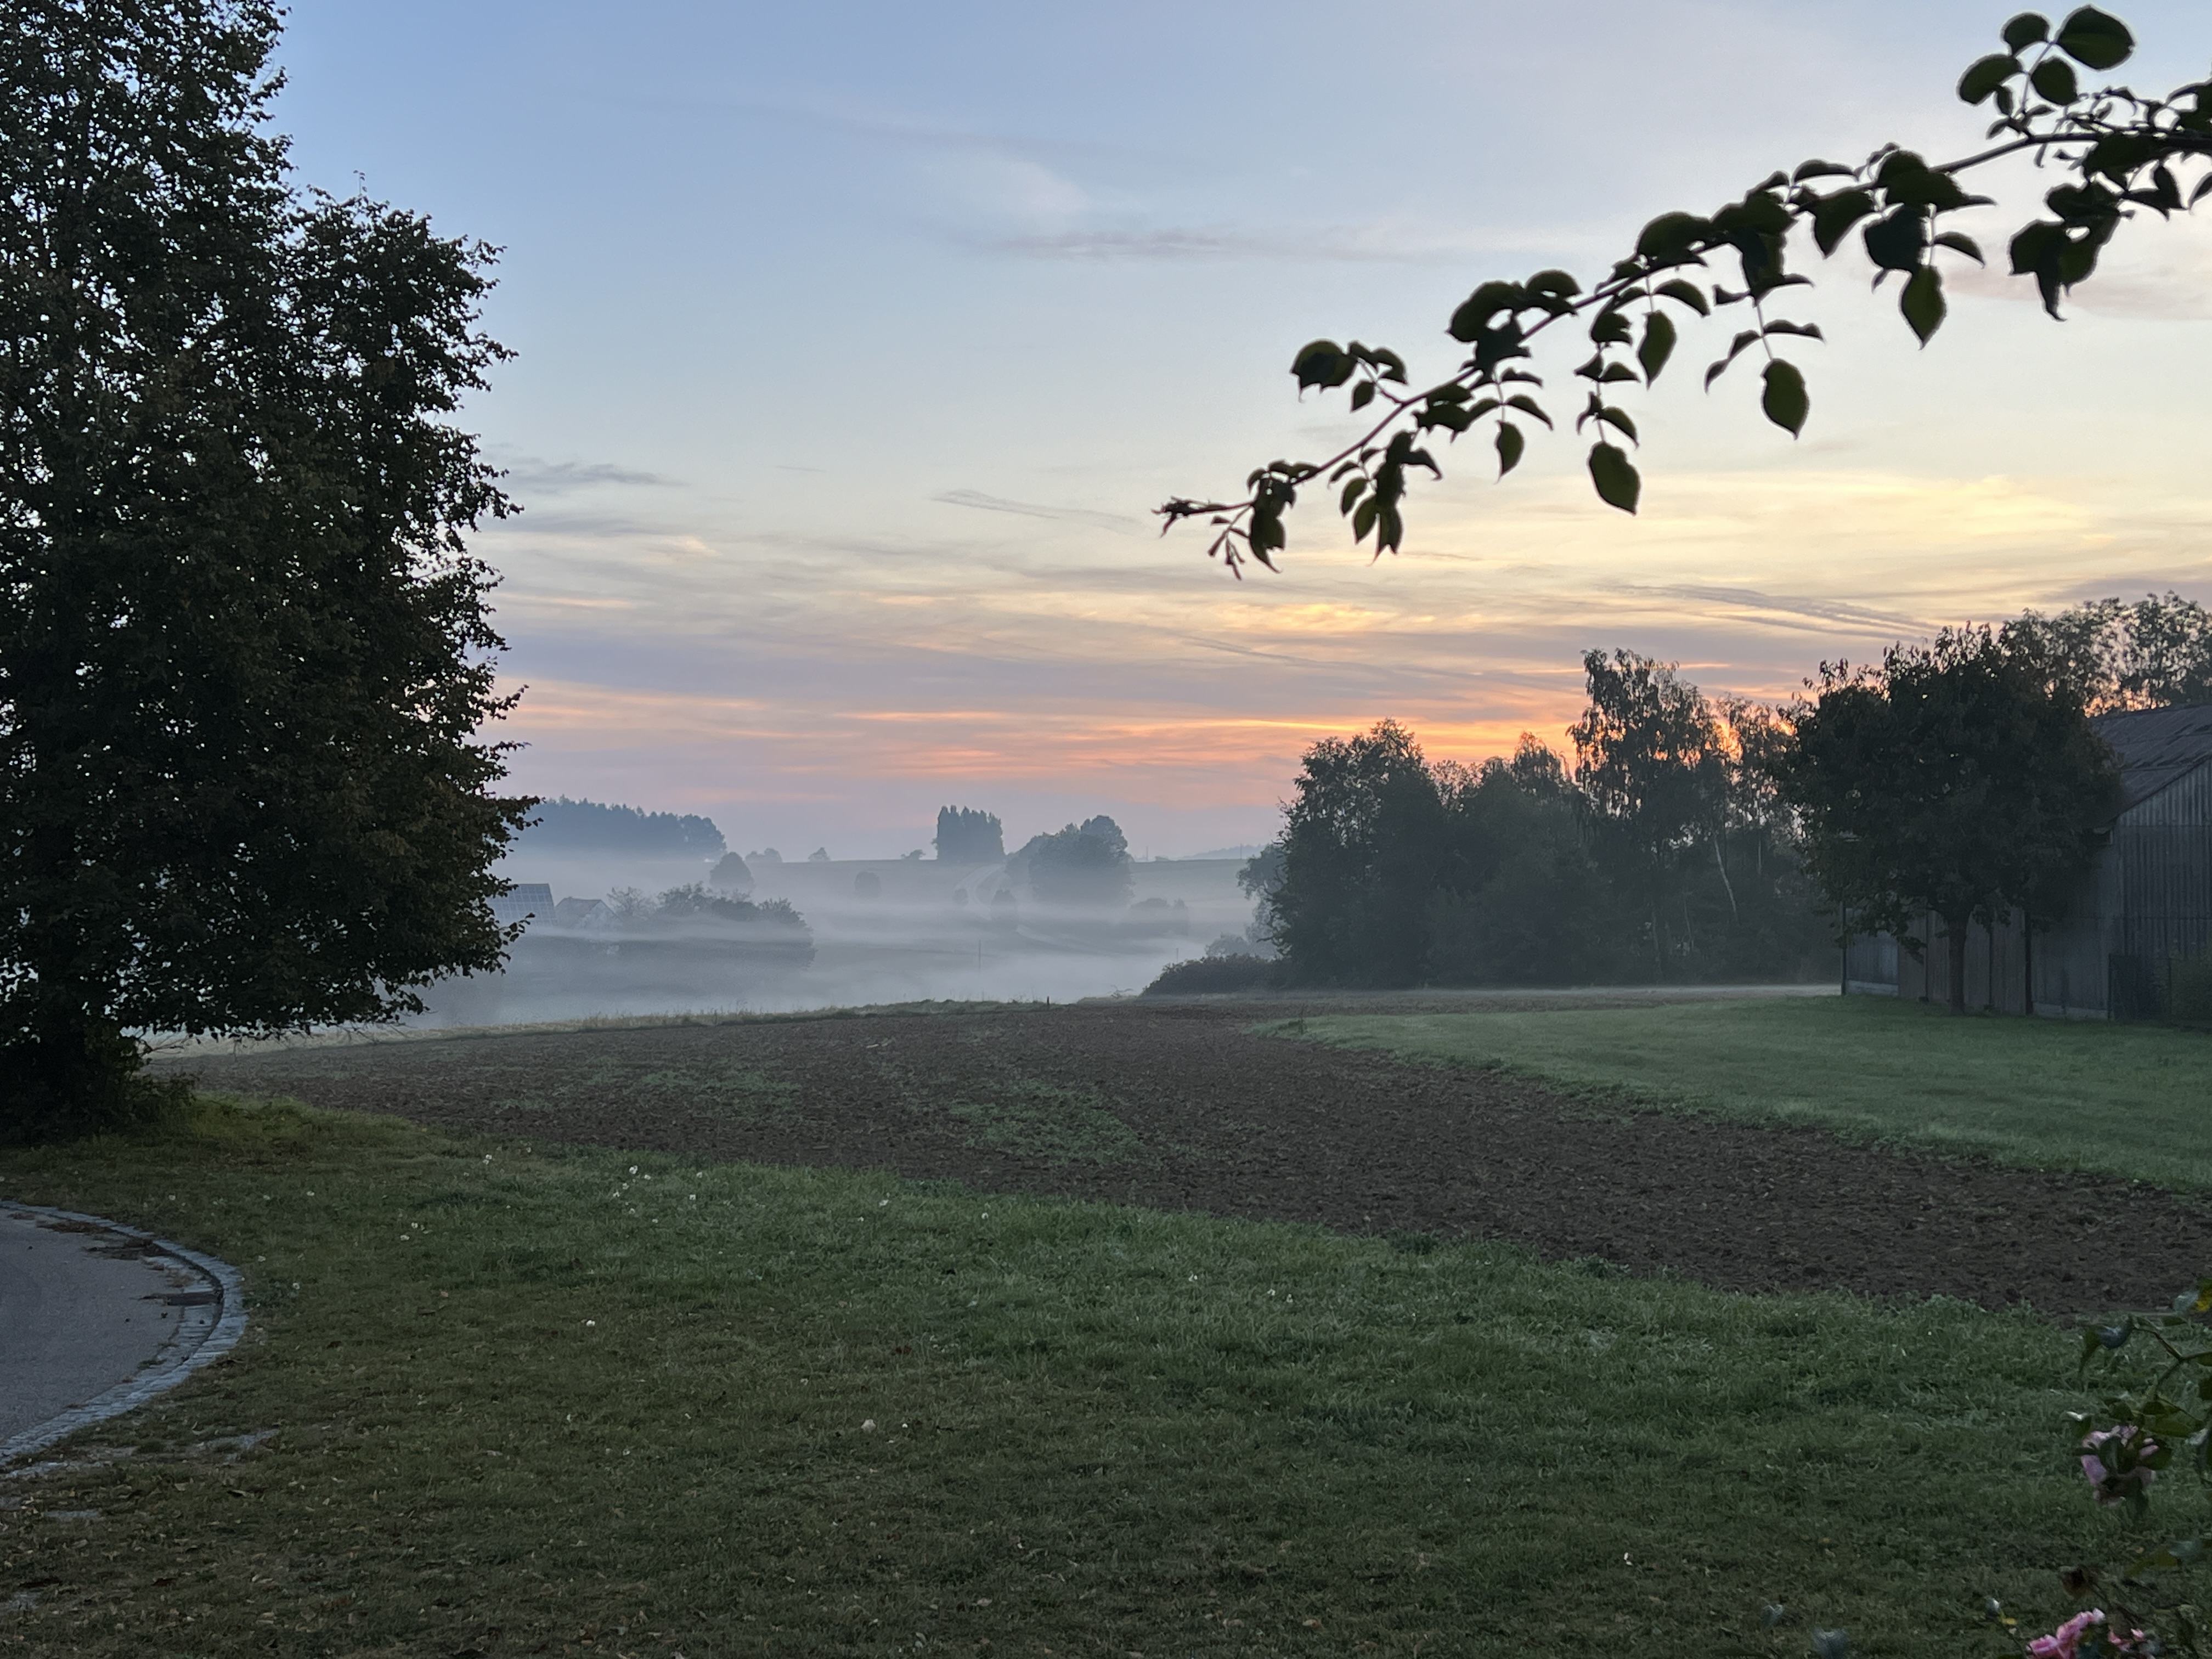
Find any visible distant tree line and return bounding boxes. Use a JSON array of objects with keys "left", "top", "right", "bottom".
[
  {"left": 1239, "top": 595, "right": 2207, "bottom": 1000},
  {"left": 518, "top": 798, "right": 726, "bottom": 859},
  {"left": 1011, "top": 816, "right": 1134, "bottom": 907},
  {"left": 1247, "top": 658, "right": 1830, "bottom": 989}
]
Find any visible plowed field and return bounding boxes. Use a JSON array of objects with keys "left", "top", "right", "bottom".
[{"left": 170, "top": 1001, "right": 2207, "bottom": 1314}]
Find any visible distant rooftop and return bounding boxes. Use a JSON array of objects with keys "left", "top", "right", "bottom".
[{"left": 2095, "top": 702, "right": 2212, "bottom": 812}]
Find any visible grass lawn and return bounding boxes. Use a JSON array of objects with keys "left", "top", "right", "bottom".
[
  {"left": 1261, "top": 995, "right": 2212, "bottom": 1194},
  {"left": 0, "top": 1092, "right": 2154, "bottom": 1658}
]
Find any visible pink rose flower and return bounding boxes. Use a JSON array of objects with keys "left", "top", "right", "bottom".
[
  {"left": 2027, "top": 1610, "right": 2152, "bottom": 1658},
  {"left": 2079, "top": 1425, "right": 2159, "bottom": 1506}
]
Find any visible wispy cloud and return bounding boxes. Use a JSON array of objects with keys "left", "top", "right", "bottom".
[
  {"left": 499, "top": 458, "right": 679, "bottom": 494},
  {"left": 932, "top": 488, "right": 1143, "bottom": 534}
]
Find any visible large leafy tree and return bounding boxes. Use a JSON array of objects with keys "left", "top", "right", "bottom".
[
  {"left": 1, "top": 0, "right": 526, "bottom": 1136},
  {"left": 1269, "top": 720, "right": 1449, "bottom": 986},
  {"left": 1775, "top": 628, "right": 2121, "bottom": 1014},
  {"left": 1157, "top": 6, "right": 2199, "bottom": 570},
  {"left": 1568, "top": 651, "right": 1729, "bottom": 972}
]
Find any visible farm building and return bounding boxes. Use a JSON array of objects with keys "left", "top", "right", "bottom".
[{"left": 1842, "top": 702, "right": 2212, "bottom": 1017}]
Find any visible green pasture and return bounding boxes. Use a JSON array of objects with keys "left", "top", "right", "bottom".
[
  {"left": 1263, "top": 995, "right": 2212, "bottom": 1194},
  {"left": 0, "top": 1092, "right": 2153, "bottom": 1658}
]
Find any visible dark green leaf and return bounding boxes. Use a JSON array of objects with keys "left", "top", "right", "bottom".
[
  {"left": 1495, "top": 421, "right": 1525, "bottom": 477},
  {"left": 1761, "top": 359, "right": 1809, "bottom": 436},
  {"left": 1958, "top": 52, "right": 2021, "bottom": 104},
  {"left": 2002, "top": 12, "right": 2049, "bottom": 49},
  {"left": 1654, "top": 278, "right": 1709, "bottom": 315},
  {"left": 1526, "top": 268, "right": 1582, "bottom": 298},
  {"left": 2008, "top": 219, "right": 2066, "bottom": 274},
  {"left": 2030, "top": 57, "right": 2078, "bottom": 103},
  {"left": 1291, "top": 340, "right": 1353, "bottom": 391},
  {"left": 1638, "top": 311, "right": 1678, "bottom": 383},
  {"left": 1468, "top": 397, "right": 1500, "bottom": 417},
  {"left": 1587, "top": 442, "right": 1640, "bottom": 514},
  {"left": 1588, "top": 308, "right": 1633, "bottom": 346},
  {"left": 1447, "top": 282, "right": 1525, "bottom": 343},
  {"left": 1599, "top": 363, "right": 1639, "bottom": 383},
  {"left": 1503, "top": 393, "right": 1553, "bottom": 428},
  {"left": 1862, "top": 207, "right": 1927, "bottom": 271},
  {"left": 1810, "top": 189, "right": 1877, "bottom": 256},
  {"left": 1349, "top": 379, "right": 1376, "bottom": 411},
  {"left": 1703, "top": 329, "right": 1763, "bottom": 390},
  {"left": 1900, "top": 266, "right": 1945, "bottom": 345},
  {"left": 1634, "top": 211, "right": 1712, "bottom": 264},
  {"left": 1372, "top": 346, "right": 1409, "bottom": 383},
  {"left": 1932, "top": 230, "right": 1985, "bottom": 263},
  {"left": 1761, "top": 320, "right": 1825, "bottom": 341},
  {"left": 1791, "top": 159, "right": 1857, "bottom": 182},
  {"left": 1378, "top": 504, "right": 1404, "bottom": 553},
  {"left": 2192, "top": 174, "right": 2212, "bottom": 207},
  {"left": 2055, "top": 5, "right": 2132, "bottom": 69},
  {"left": 1596, "top": 405, "right": 1638, "bottom": 442},
  {"left": 1339, "top": 477, "right": 1367, "bottom": 512},
  {"left": 1351, "top": 496, "right": 1378, "bottom": 542}
]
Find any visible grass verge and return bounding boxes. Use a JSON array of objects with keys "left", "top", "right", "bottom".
[
  {"left": 1260, "top": 995, "right": 2212, "bottom": 1192},
  {"left": 0, "top": 1093, "right": 2145, "bottom": 1657}
]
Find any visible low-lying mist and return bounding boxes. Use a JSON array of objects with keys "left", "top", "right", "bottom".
[{"left": 413, "top": 850, "right": 1258, "bottom": 1025}]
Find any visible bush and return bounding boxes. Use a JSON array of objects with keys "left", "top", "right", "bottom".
[
  {"left": 1142, "top": 954, "right": 1278, "bottom": 996},
  {"left": 2166, "top": 953, "right": 2212, "bottom": 1026}
]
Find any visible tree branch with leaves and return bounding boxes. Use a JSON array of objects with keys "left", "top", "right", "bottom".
[{"left": 1158, "top": 7, "right": 2204, "bottom": 574}]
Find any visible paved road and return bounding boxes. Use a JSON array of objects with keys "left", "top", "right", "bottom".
[{"left": 0, "top": 1208, "right": 203, "bottom": 1451}]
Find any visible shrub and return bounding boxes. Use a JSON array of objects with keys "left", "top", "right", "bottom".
[{"left": 1142, "top": 954, "right": 1278, "bottom": 996}]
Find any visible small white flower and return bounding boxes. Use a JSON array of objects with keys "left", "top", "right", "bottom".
[
  {"left": 862, "top": 1419, "right": 877, "bottom": 1431},
  {"left": 585, "top": 1319, "right": 596, "bottom": 1327},
  {"left": 629, "top": 1166, "right": 639, "bottom": 1175}
]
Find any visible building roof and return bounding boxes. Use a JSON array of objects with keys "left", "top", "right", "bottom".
[{"left": 2094, "top": 702, "right": 2212, "bottom": 811}]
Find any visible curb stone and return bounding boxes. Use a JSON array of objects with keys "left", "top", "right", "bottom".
[{"left": 0, "top": 1203, "right": 247, "bottom": 1469}]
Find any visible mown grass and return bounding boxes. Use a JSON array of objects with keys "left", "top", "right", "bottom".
[
  {"left": 1262, "top": 995, "right": 2212, "bottom": 1193},
  {"left": 0, "top": 1093, "right": 2153, "bottom": 1658}
]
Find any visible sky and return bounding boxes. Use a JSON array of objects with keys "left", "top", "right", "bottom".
[{"left": 270, "top": 0, "right": 2212, "bottom": 860}]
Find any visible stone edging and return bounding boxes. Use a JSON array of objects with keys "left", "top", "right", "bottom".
[{"left": 0, "top": 1203, "right": 247, "bottom": 1469}]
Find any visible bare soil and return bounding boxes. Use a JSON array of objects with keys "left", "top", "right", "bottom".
[{"left": 166, "top": 1001, "right": 2209, "bottom": 1314}]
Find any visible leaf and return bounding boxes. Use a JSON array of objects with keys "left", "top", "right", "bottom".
[
  {"left": 1932, "top": 230, "right": 1985, "bottom": 263},
  {"left": 1596, "top": 405, "right": 1638, "bottom": 442},
  {"left": 1791, "top": 159, "right": 1857, "bottom": 182},
  {"left": 1447, "top": 282, "right": 1525, "bottom": 343},
  {"left": 1495, "top": 421, "right": 1525, "bottom": 477},
  {"left": 1958, "top": 53, "right": 2021, "bottom": 104},
  {"left": 1503, "top": 393, "right": 1553, "bottom": 428},
  {"left": 1761, "top": 359, "right": 1809, "bottom": 436},
  {"left": 1654, "top": 278, "right": 1709, "bottom": 315},
  {"left": 1587, "top": 442, "right": 1640, "bottom": 514},
  {"left": 1900, "top": 266, "right": 1946, "bottom": 345},
  {"left": 2193, "top": 174, "right": 2212, "bottom": 207},
  {"left": 1339, "top": 477, "right": 1368, "bottom": 512},
  {"left": 2030, "top": 57, "right": 2078, "bottom": 103},
  {"left": 1861, "top": 208, "right": 1927, "bottom": 271},
  {"left": 2055, "top": 5, "right": 2132, "bottom": 70},
  {"left": 1638, "top": 311, "right": 1677, "bottom": 383},
  {"left": 1810, "top": 189, "right": 1877, "bottom": 256},
  {"left": 2002, "top": 12, "right": 2050, "bottom": 49},
  {"left": 1588, "top": 308, "right": 1633, "bottom": 346},
  {"left": 1348, "top": 380, "right": 1376, "bottom": 411},
  {"left": 1703, "top": 329, "right": 1763, "bottom": 390},
  {"left": 1377, "top": 503, "right": 1404, "bottom": 553},
  {"left": 1352, "top": 496, "right": 1379, "bottom": 542},
  {"left": 1634, "top": 211, "right": 1712, "bottom": 264},
  {"left": 1292, "top": 340, "right": 1353, "bottom": 391},
  {"left": 1526, "top": 268, "right": 1582, "bottom": 298},
  {"left": 1761, "top": 320, "right": 1825, "bottom": 341}
]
